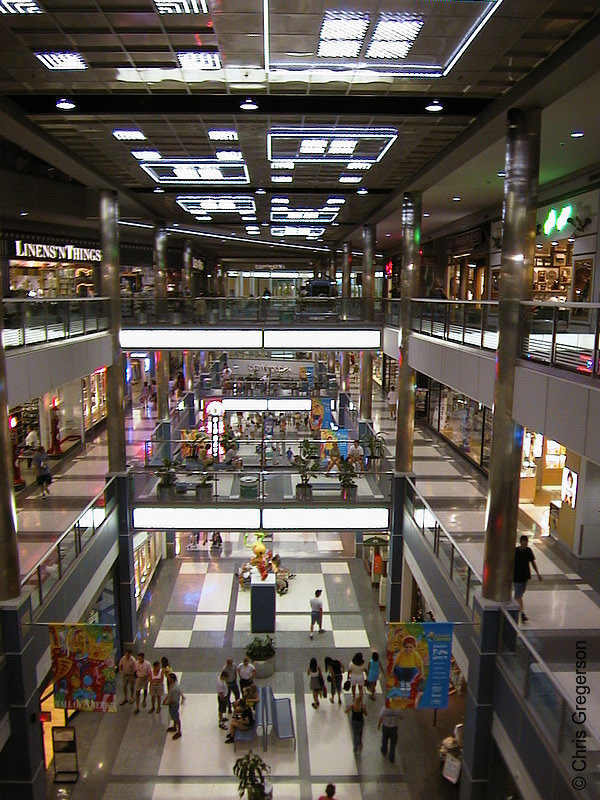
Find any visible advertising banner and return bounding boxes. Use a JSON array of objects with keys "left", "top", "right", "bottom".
[
  {"left": 385, "top": 622, "right": 453, "bottom": 710},
  {"left": 49, "top": 624, "right": 117, "bottom": 712}
]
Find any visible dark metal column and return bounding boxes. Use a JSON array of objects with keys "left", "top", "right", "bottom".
[
  {"left": 0, "top": 302, "right": 20, "bottom": 600},
  {"left": 100, "top": 191, "right": 127, "bottom": 474},
  {"left": 359, "top": 226, "right": 375, "bottom": 421},
  {"left": 154, "top": 226, "right": 167, "bottom": 322},
  {"left": 182, "top": 238, "right": 192, "bottom": 294},
  {"left": 329, "top": 247, "right": 337, "bottom": 281},
  {"left": 340, "top": 242, "right": 352, "bottom": 389},
  {"left": 184, "top": 350, "right": 194, "bottom": 391},
  {"left": 483, "top": 108, "right": 540, "bottom": 602},
  {"left": 156, "top": 349, "right": 170, "bottom": 421},
  {"left": 395, "top": 192, "right": 422, "bottom": 474}
]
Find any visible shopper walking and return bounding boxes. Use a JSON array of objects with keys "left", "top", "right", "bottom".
[
  {"left": 387, "top": 385, "right": 397, "bottom": 420},
  {"left": 25, "top": 425, "right": 39, "bottom": 468},
  {"left": 379, "top": 706, "right": 403, "bottom": 763},
  {"left": 513, "top": 535, "right": 542, "bottom": 622},
  {"left": 366, "top": 651, "right": 381, "bottom": 700},
  {"left": 309, "top": 589, "right": 325, "bottom": 639},
  {"left": 133, "top": 652, "right": 152, "bottom": 714},
  {"left": 217, "top": 670, "right": 229, "bottom": 730},
  {"left": 324, "top": 656, "right": 344, "bottom": 705},
  {"left": 345, "top": 695, "right": 367, "bottom": 754},
  {"left": 347, "top": 652, "right": 366, "bottom": 700},
  {"left": 222, "top": 657, "right": 241, "bottom": 712},
  {"left": 308, "top": 657, "right": 324, "bottom": 709},
  {"left": 163, "top": 673, "right": 182, "bottom": 739},
  {"left": 118, "top": 649, "right": 136, "bottom": 705},
  {"left": 32, "top": 444, "right": 52, "bottom": 498},
  {"left": 318, "top": 785, "right": 337, "bottom": 800},
  {"left": 237, "top": 656, "right": 256, "bottom": 692}
]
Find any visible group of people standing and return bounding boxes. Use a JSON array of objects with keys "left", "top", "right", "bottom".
[
  {"left": 118, "top": 650, "right": 183, "bottom": 740},
  {"left": 216, "top": 656, "right": 259, "bottom": 744}
]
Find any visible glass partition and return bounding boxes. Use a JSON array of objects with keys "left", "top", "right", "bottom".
[{"left": 2, "top": 298, "right": 110, "bottom": 350}]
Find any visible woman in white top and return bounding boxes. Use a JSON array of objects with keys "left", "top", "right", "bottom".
[
  {"left": 347, "top": 652, "right": 366, "bottom": 700},
  {"left": 387, "top": 386, "right": 397, "bottom": 420}
]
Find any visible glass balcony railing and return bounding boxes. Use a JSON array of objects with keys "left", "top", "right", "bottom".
[
  {"left": 20, "top": 479, "right": 114, "bottom": 614},
  {"left": 409, "top": 299, "right": 600, "bottom": 378},
  {"left": 498, "top": 611, "right": 600, "bottom": 799},
  {"left": 404, "top": 477, "right": 482, "bottom": 609},
  {"left": 121, "top": 296, "right": 387, "bottom": 327},
  {"left": 2, "top": 298, "right": 110, "bottom": 349}
]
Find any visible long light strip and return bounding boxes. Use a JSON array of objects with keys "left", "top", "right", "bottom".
[
  {"left": 263, "top": 330, "right": 380, "bottom": 350},
  {"left": 262, "top": 507, "right": 389, "bottom": 530},
  {"left": 267, "top": 398, "right": 312, "bottom": 411},
  {"left": 120, "top": 329, "right": 263, "bottom": 350},
  {"left": 163, "top": 225, "right": 330, "bottom": 253},
  {"left": 218, "top": 398, "right": 314, "bottom": 412},
  {"left": 443, "top": 0, "right": 504, "bottom": 76},
  {"left": 133, "top": 507, "right": 260, "bottom": 530},
  {"left": 222, "top": 399, "right": 267, "bottom": 412}
]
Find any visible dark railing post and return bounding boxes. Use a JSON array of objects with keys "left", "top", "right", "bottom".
[
  {"left": 466, "top": 569, "right": 472, "bottom": 606},
  {"left": 43, "top": 301, "right": 48, "bottom": 343},
  {"left": 480, "top": 304, "right": 486, "bottom": 349},
  {"left": 444, "top": 302, "right": 449, "bottom": 340},
  {"left": 449, "top": 545, "right": 454, "bottom": 580},
  {"left": 65, "top": 300, "right": 71, "bottom": 339},
  {"left": 57, "top": 543, "right": 62, "bottom": 580},
  {"left": 461, "top": 303, "right": 467, "bottom": 345},
  {"left": 37, "top": 565, "right": 43, "bottom": 606},
  {"left": 593, "top": 306, "right": 600, "bottom": 378}
]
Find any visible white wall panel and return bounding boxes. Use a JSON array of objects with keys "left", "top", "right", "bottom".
[
  {"left": 477, "top": 355, "right": 496, "bottom": 409},
  {"left": 382, "top": 325, "right": 399, "bottom": 359},
  {"left": 458, "top": 349, "right": 479, "bottom": 400},
  {"left": 441, "top": 347, "right": 462, "bottom": 391},
  {"left": 544, "top": 376, "right": 589, "bottom": 455},
  {"left": 6, "top": 333, "right": 113, "bottom": 407},
  {"left": 513, "top": 367, "right": 549, "bottom": 432},
  {"left": 585, "top": 390, "right": 600, "bottom": 463}
]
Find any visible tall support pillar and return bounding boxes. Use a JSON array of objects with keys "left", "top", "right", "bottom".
[
  {"left": 329, "top": 247, "right": 337, "bottom": 281},
  {"left": 182, "top": 239, "right": 192, "bottom": 294},
  {"left": 340, "top": 242, "right": 352, "bottom": 389},
  {"left": 483, "top": 108, "right": 541, "bottom": 602},
  {"left": 0, "top": 302, "right": 19, "bottom": 600},
  {"left": 359, "top": 225, "right": 375, "bottom": 421},
  {"left": 327, "top": 350, "right": 336, "bottom": 375},
  {"left": 113, "top": 473, "right": 137, "bottom": 651},
  {"left": 154, "top": 227, "right": 167, "bottom": 322},
  {"left": 388, "top": 192, "right": 422, "bottom": 622},
  {"left": 156, "top": 350, "right": 170, "bottom": 420},
  {"left": 184, "top": 350, "right": 194, "bottom": 391},
  {"left": 100, "top": 191, "right": 127, "bottom": 474}
]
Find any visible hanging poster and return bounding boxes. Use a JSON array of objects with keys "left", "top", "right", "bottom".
[
  {"left": 386, "top": 622, "right": 453, "bottom": 710},
  {"left": 49, "top": 624, "right": 117, "bottom": 712}
]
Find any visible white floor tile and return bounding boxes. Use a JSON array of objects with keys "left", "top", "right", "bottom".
[
  {"left": 418, "top": 480, "right": 484, "bottom": 499},
  {"left": 44, "top": 479, "right": 105, "bottom": 497},
  {"left": 333, "top": 630, "right": 370, "bottom": 649},
  {"left": 16, "top": 508, "right": 82, "bottom": 532},
  {"left": 316, "top": 540, "right": 343, "bottom": 552},
  {"left": 576, "top": 584, "right": 594, "bottom": 591},
  {"left": 179, "top": 563, "right": 209, "bottom": 575},
  {"left": 153, "top": 784, "right": 301, "bottom": 800},
  {"left": 521, "top": 589, "right": 600, "bottom": 630},
  {"left": 197, "top": 574, "right": 233, "bottom": 612},
  {"left": 278, "top": 575, "right": 330, "bottom": 612},
  {"left": 192, "top": 614, "right": 228, "bottom": 632},
  {"left": 566, "top": 573, "right": 582, "bottom": 580},
  {"left": 321, "top": 562, "right": 350, "bottom": 574},
  {"left": 154, "top": 630, "right": 192, "bottom": 648},
  {"left": 277, "top": 614, "right": 332, "bottom": 632},
  {"left": 304, "top": 694, "right": 358, "bottom": 776},
  {"left": 457, "top": 543, "right": 564, "bottom": 580},
  {"left": 412, "top": 460, "right": 463, "bottom": 478}
]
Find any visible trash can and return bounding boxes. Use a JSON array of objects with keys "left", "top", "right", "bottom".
[{"left": 240, "top": 475, "right": 259, "bottom": 499}]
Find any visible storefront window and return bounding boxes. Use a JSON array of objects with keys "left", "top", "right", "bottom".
[
  {"left": 133, "top": 531, "right": 162, "bottom": 609},
  {"left": 428, "top": 381, "right": 441, "bottom": 431}
]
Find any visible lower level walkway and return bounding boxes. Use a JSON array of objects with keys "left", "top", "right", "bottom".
[{"left": 47, "top": 534, "right": 462, "bottom": 800}]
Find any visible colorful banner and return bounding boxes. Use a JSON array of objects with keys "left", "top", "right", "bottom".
[
  {"left": 49, "top": 624, "right": 117, "bottom": 712},
  {"left": 386, "top": 622, "right": 453, "bottom": 710}
]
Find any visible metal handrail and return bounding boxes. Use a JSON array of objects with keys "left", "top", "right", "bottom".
[{"left": 3, "top": 297, "right": 111, "bottom": 304}]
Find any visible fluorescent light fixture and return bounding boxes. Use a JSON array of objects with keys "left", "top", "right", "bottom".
[
  {"left": 154, "top": 0, "right": 208, "bottom": 13},
  {"left": 270, "top": 226, "right": 326, "bottom": 238},
  {"left": 262, "top": 507, "right": 389, "bottom": 530},
  {"left": 271, "top": 160, "right": 295, "bottom": 169},
  {"left": 443, "top": 0, "right": 505, "bottom": 77},
  {"left": 271, "top": 197, "right": 290, "bottom": 204},
  {"left": 216, "top": 150, "right": 243, "bottom": 161},
  {"left": 346, "top": 161, "right": 371, "bottom": 170},
  {"left": 177, "top": 51, "right": 221, "bottom": 70},
  {"left": 195, "top": 215, "right": 212, "bottom": 221},
  {"left": 267, "top": 399, "right": 312, "bottom": 411},
  {"left": 131, "top": 150, "right": 162, "bottom": 160},
  {"left": 133, "top": 507, "right": 260, "bottom": 530},
  {"left": 208, "top": 130, "right": 238, "bottom": 141},
  {"left": 357, "top": 188, "right": 368, "bottom": 195},
  {"left": 140, "top": 159, "right": 250, "bottom": 185},
  {"left": 113, "top": 129, "right": 146, "bottom": 141},
  {"left": 240, "top": 97, "right": 258, "bottom": 111},
  {"left": 327, "top": 197, "right": 346, "bottom": 205},
  {"left": 497, "top": 171, "right": 506, "bottom": 177},
  {"left": 222, "top": 399, "right": 267, "bottom": 412},
  {"left": 255, "top": 188, "right": 266, "bottom": 195},
  {"left": 318, "top": 41, "right": 362, "bottom": 58},
  {"left": 366, "top": 13, "right": 424, "bottom": 60},
  {"left": 0, "top": 0, "right": 43, "bottom": 12},
  {"left": 425, "top": 99, "right": 443, "bottom": 112},
  {"left": 452, "top": 196, "right": 461, "bottom": 202},
  {"left": 270, "top": 207, "right": 338, "bottom": 223},
  {"left": 329, "top": 139, "right": 358, "bottom": 155},
  {"left": 268, "top": 127, "right": 397, "bottom": 165},
  {"left": 271, "top": 175, "right": 293, "bottom": 183},
  {"left": 570, "top": 130, "right": 584, "bottom": 138},
  {"left": 154, "top": 187, "right": 165, "bottom": 193},
  {"left": 366, "top": 41, "right": 413, "bottom": 59},
  {"left": 318, "top": 10, "right": 369, "bottom": 59},
  {"left": 120, "top": 329, "right": 263, "bottom": 350},
  {"left": 339, "top": 175, "right": 362, "bottom": 184},
  {"left": 36, "top": 52, "right": 87, "bottom": 70},
  {"left": 176, "top": 195, "right": 256, "bottom": 215},
  {"left": 300, "top": 138, "right": 328, "bottom": 154},
  {"left": 263, "top": 330, "right": 380, "bottom": 350},
  {"left": 56, "top": 98, "right": 75, "bottom": 110}
]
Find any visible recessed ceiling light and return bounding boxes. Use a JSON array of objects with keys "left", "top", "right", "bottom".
[
  {"left": 56, "top": 97, "right": 75, "bottom": 110},
  {"left": 36, "top": 52, "right": 87, "bottom": 70},
  {"left": 300, "top": 138, "right": 328, "bottom": 154},
  {"left": 195, "top": 216, "right": 212, "bottom": 221},
  {"left": 425, "top": 99, "right": 443, "bottom": 112},
  {"left": 208, "top": 130, "right": 238, "bottom": 141},
  {"left": 329, "top": 139, "right": 358, "bottom": 155},
  {"left": 357, "top": 188, "right": 368, "bottom": 195},
  {"left": 240, "top": 97, "right": 258, "bottom": 111},
  {"left": 452, "top": 196, "right": 461, "bottom": 202},
  {"left": 551, "top": 240, "right": 559, "bottom": 246},
  {"left": 20, "top": 211, "right": 28, "bottom": 216},
  {"left": 154, "top": 187, "right": 165, "bottom": 193},
  {"left": 327, "top": 197, "right": 346, "bottom": 205},
  {"left": 536, "top": 243, "right": 543, "bottom": 249},
  {"left": 216, "top": 150, "right": 243, "bottom": 161},
  {"left": 177, "top": 51, "right": 221, "bottom": 70},
  {"left": 346, "top": 161, "right": 371, "bottom": 170},
  {"left": 386, "top": 233, "right": 391, "bottom": 237},
  {"left": 131, "top": 150, "right": 162, "bottom": 160},
  {"left": 497, "top": 171, "right": 506, "bottom": 177},
  {"left": 271, "top": 160, "right": 295, "bottom": 170},
  {"left": 154, "top": 0, "right": 208, "bottom": 13},
  {"left": 570, "top": 130, "right": 584, "bottom": 138},
  {"left": 113, "top": 129, "right": 146, "bottom": 141},
  {"left": 568, "top": 237, "right": 575, "bottom": 243},
  {"left": 339, "top": 175, "right": 362, "bottom": 184},
  {"left": 271, "top": 197, "right": 290, "bottom": 204},
  {"left": 255, "top": 188, "right": 266, "bottom": 195},
  {"left": 271, "top": 175, "right": 293, "bottom": 183},
  {"left": 423, "top": 212, "right": 430, "bottom": 218}
]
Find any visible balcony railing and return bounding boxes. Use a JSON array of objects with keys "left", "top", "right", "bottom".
[
  {"left": 121, "top": 296, "right": 387, "bottom": 327},
  {"left": 2, "top": 298, "right": 110, "bottom": 349},
  {"left": 409, "top": 299, "right": 600, "bottom": 378},
  {"left": 404, "top": 477, "right": 482, "bottom": 610},
  {"left": 20, "top": 478, "right": 114, "bottom": 614}
]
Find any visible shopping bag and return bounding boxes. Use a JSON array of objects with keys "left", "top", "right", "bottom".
[{"left": 442, "top": 754, "right": 462, "bottom": 784}]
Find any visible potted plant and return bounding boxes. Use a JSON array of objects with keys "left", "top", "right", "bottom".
[
  {"left": 367, "top": 433, "right": 385, "bottom": 473},
  {"left": 338, "top": 456, "right": 358, "bottom": 501},
  {"left": 233, "top": 751, "right": 272, "bottom": 800},
  {"left": 195, "top": 471, "right": 213, "bottom": 502},
  {"left": 157, "top": 458, "right": 177, "bottom": 500},
  {"left": 245, "top": 634, "right": 276, "bottom": 678},
  {"left": 294, "top": 438, "right": 320, "bottom": 500}
]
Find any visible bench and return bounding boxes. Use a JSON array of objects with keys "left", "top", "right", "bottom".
[
  {"left": 233, "top": 689, "right": 263, "bottom": 752},
  {"left": 262, "top": 686, "right": 296, "bottom": 751}
]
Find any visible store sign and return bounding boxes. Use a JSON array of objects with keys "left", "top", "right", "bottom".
[
  {"left": 446, "top": 228, "right": 483, "bottom": 254},
  {"left": 15, "top": 240, "right": 102, "bottom": 262}
]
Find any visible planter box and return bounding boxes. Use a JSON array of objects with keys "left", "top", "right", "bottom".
[
  {"left": 157, "top": 483, "right": 176, "bottom": 501},
  {"left": 340, "top": 484, "right": 358, "bottom": 501},
  {"left": 195, "top": 483, "right": 213, "bottom": 502},
  {"left": 295, "top": 483, "right": 313, "bottom": 501},
  {"left": 252, "top": 656, "right": 275, "bottom": 679}
]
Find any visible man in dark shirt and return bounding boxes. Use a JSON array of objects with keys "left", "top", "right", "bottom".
[{"left": 513, "top": 535, "right": 542, "bottom": 622}]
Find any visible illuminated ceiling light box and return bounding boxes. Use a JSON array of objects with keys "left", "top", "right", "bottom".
[
  {"left": 0, "top": 1, "right": 43, "bottom": 12},
  {"left": 267, "top": 398, "right": 312, "bottom": 412},
  {"left": 262, "top": 507, "right": 389, "bottom": 530},
  {"left": 176, "top": 195, "right": 256, "bottom": 215},
  {"left": 133, "top": 507, "right": 260, "bottom": 530},
  {"left": 140, "top": 159, "right": 250, "bottom": 185},
  {"left": 208, "top": 130, "right": 238, "bottom": 141},
  {"left": 154, "top": 0, "right": 208, "bottom": 13},
  {"left": 222, "top": 399, "right": 267, "bottom": 412},
  {"left": 267, "top": 127, "right": 397, "bottom": 165},
  {"left": 317, "top": 10, "right": 369, "bottom": 59},
  {"left": 263, "top": 330, "right": 381, "bottom": 350},
  {"left": 270, "top": 226, "right": 325, "bottom": 238},
  {"left": 35, "top": 52, "right": 87, "bottom": 70},
  {"left": 120, "top": 329, "right": 262, "bottom": 350},
  {"left": 177, "top": 51, "right": 221, "bottom": 70},
  {"left": 270, "top": 208, "right": 338, "bottom": 223},
  {"left": 113, "top": 129, "right": 146, "bottom": 141}
]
